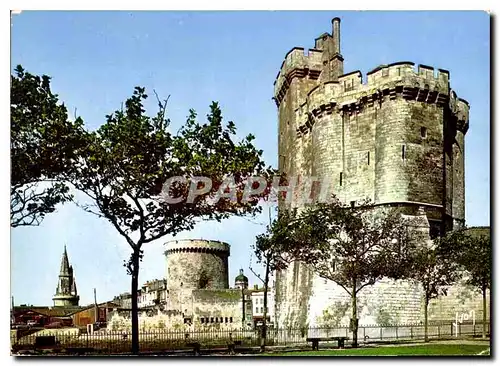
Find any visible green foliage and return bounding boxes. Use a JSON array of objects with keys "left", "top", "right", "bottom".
[
  {"left": 273, "top": 198, "right": 417, "bottom": 347},
  {"left": 279, "top": 198, "right": 416, "bottom": 296},
  {"left": 10, "top": 65, "right": 86, "bottom": 227},
  {"left": 376, "top": 307, "right": 394, "bottom": 326},
  {"left": 318, "top": 301, "right": 349, "bottom": 327},
  {"left": 439, "top": 228, "right": 491, "bottom": 292},
  {"left": 70, "top": 87, "right": 271, "bottom": 250},
  {"left": 66, "top": 86, "right": 270, "bottom": 353},
  {"left": 253, "top": 208, "right": 298, "bottom": 273}
]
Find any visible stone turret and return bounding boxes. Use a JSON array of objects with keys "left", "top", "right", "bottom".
[{"left": 53, "top": 245, "right": 80, "bottom": 307}]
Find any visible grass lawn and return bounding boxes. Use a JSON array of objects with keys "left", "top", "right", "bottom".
[{"left": 266, "top": 344, "right": 490, "bottom": 356}]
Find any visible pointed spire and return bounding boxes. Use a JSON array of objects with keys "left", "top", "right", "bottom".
[
  {"left": 53, "top": 245, "right": 79, "bottom": 306},
  {"left": 59, "top": 244, "right": 70, "bottom": 276}
]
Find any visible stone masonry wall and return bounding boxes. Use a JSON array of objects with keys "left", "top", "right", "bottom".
[{"left": 165, "top": 240, "right": 230, "bottom": 291}]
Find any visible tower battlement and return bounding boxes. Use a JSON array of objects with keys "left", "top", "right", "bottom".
[
  {"left": 274, "top": 17, "right": 474, "bottom": 330},
  {"left": 289, "top": 61, "right": 469, "bottom": 137}
]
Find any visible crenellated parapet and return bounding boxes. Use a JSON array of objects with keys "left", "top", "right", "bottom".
[
  {"left": 164, "top": 239, "right": 230, "bottom": 256},
  {"left": 293, "top": 62, "right": 467, "bottom": 136},
  {"left": 273, "top": 47, "right": 323, "bottom": 107}
]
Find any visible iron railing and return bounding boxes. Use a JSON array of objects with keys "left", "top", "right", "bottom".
[{"left": 11, "top": 321, "right": 490, "bottom": 354}]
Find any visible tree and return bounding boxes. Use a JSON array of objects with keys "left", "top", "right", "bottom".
[
  {"left": 11, "top": 65, "right": 85, "bottom": 227},
  {"left": 68, "top": 87, "right": 272, "bottom": 354},
  {"left": 280, "top": 198, "right": 415, "bottom": 348},
  {"left": 440, "top": 228, "right": 491, "bottom": 339},
  {"left": 251, "top": 206, "right": 296, "bottom": 352},
  {"left": 408, "top": 239, "right": 458, "bottom": 342}
]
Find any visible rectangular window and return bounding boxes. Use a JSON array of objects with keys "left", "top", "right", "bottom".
[
  {"left": 220, "top": 317, "right": 223, "bottom": 323},
  {"left": 350, "top": 201, "right": 355, "bottom": 208},
  {"left": 340, "top": 172, "right": 343, "bottom": 186},
  {"left": 397, "top": 67, "right": 401, "bottom": 76},
  {"left": 225, "top": 317, "right": 228, "bottom": 323},
  {"left": 421, "top": 126, "right": 427, "bottom": 139},
  {"left": 367, "top": 151, "right": 370, "bottom": 165},
  {"left": 402, "top": 145, "right": 406, "bottom": 160},
  {"left": 211, "top": 317, "right": 214, "bottom": 323},
  {"left": 200, "top": 318, "right": 205, "bottom": 324},
  {"left": 230, "top": 317, "right": 233, "bottom": 323}
]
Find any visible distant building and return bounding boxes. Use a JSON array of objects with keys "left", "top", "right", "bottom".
[
  {"left": 138, "top": 279, "right": 167, "bottom": 308},
  {"left": 52, "top": 246, "right": 79, "bottom": 307},
  {"left": 250, "top": 285, "right": 274, "bottom": 327},
  {"left": 12, "top": 306, "right": 79, "bottom": 327},
  {"left": 113, "top": 292, "right": 132, "bottom": 309},
  {"left": 71, "top": 301, "right": 120, "bottom": 327}
]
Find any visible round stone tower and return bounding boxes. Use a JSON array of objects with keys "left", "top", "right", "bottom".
[{"left": 164, "top": 239, "right": 230, "bottom": 290}]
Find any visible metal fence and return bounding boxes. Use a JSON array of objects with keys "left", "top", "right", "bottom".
[{"left": 11, "top": 321, "right": 490, "bottom": 354}]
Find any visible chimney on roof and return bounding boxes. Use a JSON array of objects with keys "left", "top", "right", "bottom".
[{"left": 332, "top": 17, "right": 341, "bottom": 54}]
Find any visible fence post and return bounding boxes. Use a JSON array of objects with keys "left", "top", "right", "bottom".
[
  {"left": 459, "top": 323, "right": 461, "bottom": 337},
  {"left": 410, "top": 326, "right": 413, "bottom": 339},
  {"left": 380, "top": 327, "right": 382, "bottom": 341},
  {"left": 451, "top": 322, "right": 453, "bottom": 336},
  {"left": 396, "top": 325, "right": 398, "bottom": 340},
  {"left": 473, "top": 322, "right": 476, "bottom": 337},
  {"left": 438, "top": 324, "right": 440, "bottom": 339}
]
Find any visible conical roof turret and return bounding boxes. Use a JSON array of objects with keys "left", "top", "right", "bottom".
[{"left": 59, "top": 245, "right": 70, "bottom": 276}]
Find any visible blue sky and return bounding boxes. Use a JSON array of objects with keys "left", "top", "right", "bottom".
[{"left": 10, "top": 11, "right": 490, "bottom": 306}]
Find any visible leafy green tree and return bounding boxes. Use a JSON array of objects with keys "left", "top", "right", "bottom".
[
  {"left": 251, "top": 207, "right": 296, "bottom": 352},
  {"left": 280, "top": 198, "right": 415, "bottom": 348},
  {"left": 10, "top": 65, "right": 85, "bottom": 227},
  {"left": 440, "top": 228, "right": 491, "bottom": 338},
  {"left": 68, "top": 87, "right": 271, "bottom": 354},
  {"left": 408, "top": 239, "right": 458, "bottom": 342}
]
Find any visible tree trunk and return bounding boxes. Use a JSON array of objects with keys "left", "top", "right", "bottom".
[
  {"left": 351, "top": 280, "right": 358, "bottom": 348},
  {"left": 482, "top": 284, "right": 487, "bottom": 339},
  {"left": 260, "top": 258, "right": 271, "bottom": 353},
  {"left": 424, "top": 294, "right": 429, "bottom": 343},
  {"left": 131, "top": 250, "right": 140, "bottom": 355},
  {"left": 241, "top": 287, "right": 245, "bottom": 328}
]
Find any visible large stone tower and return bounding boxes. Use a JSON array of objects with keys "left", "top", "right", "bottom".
[
  {"left": 53, "top": 245, "right": 79, "bottom": 307},
  {"left": 273, "top": 18, "right": 480, "bottom": 329}
]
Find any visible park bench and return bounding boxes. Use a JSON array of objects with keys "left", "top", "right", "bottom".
[
  {"left": 186, "top": 342, "right": 201, "bottom": 356},
  {"left": 227, "top": 340, "right": 242, "bottom": 355},
  {"left": 34, "top": 336, "right": 58, "bottom": 349},
  {"left": 306, "top": 336, "right": 348, "bottom": 350},
  {"left": 64, "top": 347, "right": 95, "bottom": 355}
]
